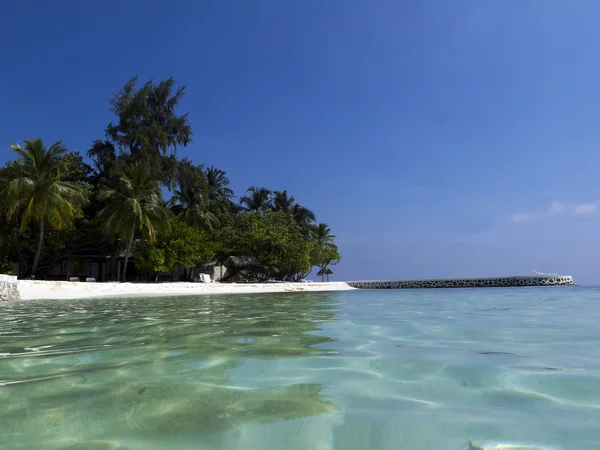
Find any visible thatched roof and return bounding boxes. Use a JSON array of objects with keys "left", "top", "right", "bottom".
[
  {"left": 224, "top": 256, "right": 262, "bottom": 271},
  {"left": 317, "top": 267, "right": 333, "bottom": 276}
]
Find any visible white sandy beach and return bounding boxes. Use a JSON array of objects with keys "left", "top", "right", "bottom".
[{"left": 17, "top": 280, "right": 355, "bottom": 301}]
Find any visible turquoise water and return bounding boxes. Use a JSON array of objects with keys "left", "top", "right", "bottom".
[{"left": 1, "top": 287, "right": 599, "bottom": 449}]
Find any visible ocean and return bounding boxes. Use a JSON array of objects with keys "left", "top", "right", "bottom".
[{"left": 1, "top": 287, "right": 599, "bottom": 449}]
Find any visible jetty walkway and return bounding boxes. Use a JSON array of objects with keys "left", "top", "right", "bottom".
[{"left": 347, "top": 275, "right": 574, "bottom": 289}]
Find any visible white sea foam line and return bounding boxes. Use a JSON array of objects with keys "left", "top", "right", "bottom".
[
  {"left": 0, "top": 374, "right": 72, "bottom": 386},
  {"left": 3, "top": 342, "right": 143, "bottom": 359},
  {"left": 469, "top": 442, "right": 556, "bottom": 450},
  {"left": 386, "top": 394, "right": 439, "bottom": 407},
  {"left": 193, "top": 382, "right": 250, "bottom": 391},
  {"left": 304, "top": 363, "right": 442, "bottom": 386},
  {"left": 481, "top": 387, "right": 600, "bottom": 410}
]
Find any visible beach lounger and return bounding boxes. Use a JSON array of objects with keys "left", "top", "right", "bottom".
[{"left": 201, "top": 274, "right": 213, "bottom": 283}]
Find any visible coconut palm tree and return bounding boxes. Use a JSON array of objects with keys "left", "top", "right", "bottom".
[
  {"left": 169, "top": 161, "right": 220, "bottom": 230},
  {"left": 87, "top": 139, "right": 117, "bottom": 180},
  {"left": 312, "top": 223, "right": 336, "bottom": 247},
  {"left": 291, "top": 204, "right": 316, "bottom": 235},
  {"left": 272, "top": 190, "right": 296, "bottom": 213},
  {"left": 3, "top": 139, "right": 88, "bottom": 277},
  {"left": 240, "top": 186, "right": 272, "bottom": 213},
  {"left": 98, "top": 163, "right": 169, "bottom": 281},
  {"left": 169, "top": 185, "right": 220, "bottom": 230},
  {"left": 205, "top": 166, "right": 234, "bottom": 203}
]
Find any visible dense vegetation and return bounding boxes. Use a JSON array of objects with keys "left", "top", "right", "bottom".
[{"left": 0, "top": 77, "right": 340, "bottom": 281}]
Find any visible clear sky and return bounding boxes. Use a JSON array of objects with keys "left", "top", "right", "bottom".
[{"left": 2, "top": 1, "right": 600, "bottom": 283}]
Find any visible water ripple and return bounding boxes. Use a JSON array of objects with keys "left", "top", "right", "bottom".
[{"left": 1, "top": 288, "right": 599, "bottom": 449}]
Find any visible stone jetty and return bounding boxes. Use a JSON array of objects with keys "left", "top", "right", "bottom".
[{"left": 347, "top": 275, "right": 574, "bottom": 289}]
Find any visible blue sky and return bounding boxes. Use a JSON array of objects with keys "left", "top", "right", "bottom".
[{"left": 2, "top": 1, "right": 600, "bottom": 283}]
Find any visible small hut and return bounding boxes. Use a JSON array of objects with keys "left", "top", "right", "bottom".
[
  {"left": 223, "top": 256, "right": 264, "bottom": 282},
  {"left": 317, "top": 267, "right": 333, "bottom": 282}
]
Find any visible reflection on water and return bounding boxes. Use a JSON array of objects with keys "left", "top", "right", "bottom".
[
  {"left": 0, "top": 293, "right": 339, "bottom": 449},
  {"left": 1, "top": 288, "right": 600, "bottom": 449}
]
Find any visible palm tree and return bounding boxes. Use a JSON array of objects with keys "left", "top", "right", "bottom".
[
  {"left": 240, "top": 186, "right": 272, "bottom": 213},
  {"left": 169, "top": 161, "right": 220, "bottom": 230},
  {"left": 169, "top": 185, "right": 220, "bottom": 230},
  {"left": 98, "top": 163, "right": 169, "bottom": 281},
  {"left": 222, "top": 201, "right": 245, "bottom": 215},
  {"left": 272, "top": 190, "right": 296, "bottom": 213},
  {"left": 312, "top": 223, "right": 336, "bottom": 247},
  {"left": 87, "top": 139, "right": 116, "bottom": 180},
  {"left": 291, "top": 204, "right": 316, "bottom": 234},
  {"left": 205, "top": 166, "right": 234, "bottom": 203},
  {"left": 3, "top": 139, "right": 88, "bottom": 277}
]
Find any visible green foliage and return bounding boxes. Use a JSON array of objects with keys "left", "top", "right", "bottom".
[
  {"left": 205, "top": 166, "right": 234, "bottom": 203},
  {"left": 135, "top": 247, "right": 171, "bottom": 277},
  {"left": 169, "top": 160, "right": 220, "bottom": 230},
  {"left": 98, "top": 163, "right": 169, "bottom": 243},
  {"left": 105, "top": 76, "right": 192, "bottom": 186},
  {"left": 213, "top": 211, "right": 314, "bottom": 280},
  {"left": 61, "top": 152, "right": 94, "bottom": 186},
  {"left": 87, "top": 139, "right": 117, "bottom": 181},
  {"left": 309, "top": 223, "right": 340, "bottom": 280},
  {"left": 3, "top": 77, "right": 341, "bottom": 280},
  {"left": 1, "top": 139, "right": 89, "bottom": 275},
  {"left": 98, "top": 163, "right": 170, "bottom": 281},
  {"left": 165, "top": 217, "right": 216, "bottom": 269},
  {"left": 271, "top": 190, "right": 295, "bottom": 213},
  {"left": 240, "top": 186, "right": 272, "bottom": 213},
  {"left": 135, "top": 217, "right": 215, "bottom": 278},
  {"left": 311, "top": 243, "right": 341, "bottom": 271},
  {"left": 4, "top": 139, "right": 89, "bottom": 232}
]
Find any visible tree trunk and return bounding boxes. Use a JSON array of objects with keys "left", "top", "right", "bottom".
[
  {"left": 122, "top": 226, "right": 135, "bottom": 282},
  {"left": 31, "top": 218, "right": 45, "bottom": 278},
  {"left": 110, "top": 252, "right": 117, "bottom": 281},
  {"left": 110, "top": 239, "right": 118, "bottom": 281}
]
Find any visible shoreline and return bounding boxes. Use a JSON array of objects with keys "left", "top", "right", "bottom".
[{"left": 16, "top": 280, "right": 356, "bottom": 301}]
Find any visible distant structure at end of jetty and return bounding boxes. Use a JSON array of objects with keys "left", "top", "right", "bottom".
[
  {"left": 347, "top": 274, "right": 574, "bottom": 290},
  {"left": 0, "top": 275, "right": 20, "bottom": 301}
]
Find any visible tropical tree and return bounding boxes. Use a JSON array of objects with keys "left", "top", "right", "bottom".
[
  {"left": 205, "top": 166, "right": 234, "bottom": 203},
  {"left": 240, "top": 186, "right": 272, "bottom": 213},
  {"left": 88, "top": 140, "right": 116, "bottom": 177},
  {"left": 312, "top": 223, "right": 336, "bottom": 247},
  {"left": 105, "top": 76, "right": 193, "bottom": 186},
  {"left": 169, "top": 184, "right": 220, "bottom": 231},
  {"left": 312, "top": 244, "right": 340, "bottom": 278},
  {"left": 212, "top": 211, "right": 313, "bottom": 280},
  {"left": 135, "top": 217, "right": 215, "bottom": 281},
  {"left": 97, "top": 163, "right": 169, "bottom": 281},
  {"left": 1, "top": 139, "right": 89, "bottom": 277},
  {"left": 291, "top": 204, "right": 316, "bottom": 235},
  {"left": 272, "top": 190, "right": 295, "bottom": 213},
  {"left": 169, "top": 160, "right": 220, "bottom": 230}
]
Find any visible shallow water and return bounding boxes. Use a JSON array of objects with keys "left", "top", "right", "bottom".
[{"left": 1, "top": 287, "right": 599, "bottom": 449}]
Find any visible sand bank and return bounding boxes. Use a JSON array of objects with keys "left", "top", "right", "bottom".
[{"left": 17, "top": 280, "right": 355, "bottom": 301}]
